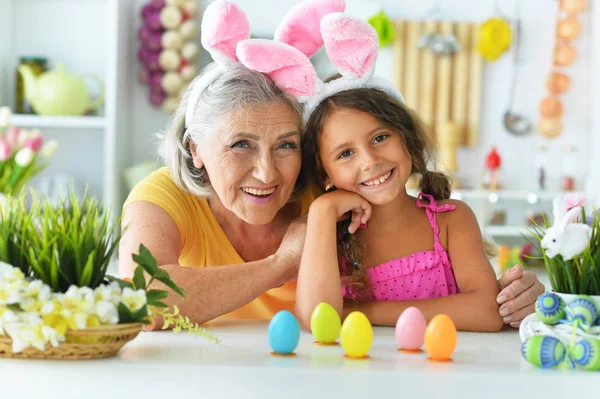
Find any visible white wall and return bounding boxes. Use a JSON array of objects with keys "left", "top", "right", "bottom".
[{"left": 129, "top": 0, "right": 595, "bottom": 193}]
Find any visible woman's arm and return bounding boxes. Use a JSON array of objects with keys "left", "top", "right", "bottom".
[
  {"left": 345, "top": 201, "right": 504, "bottom": 332},
  {"left": 119, "top": 201, "right": 299, "bottom": 325},
  {"left": 295, "top": 191, "right": 371, "bottom": 329}
]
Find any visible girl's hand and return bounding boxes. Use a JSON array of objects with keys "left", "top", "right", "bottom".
[{"left": 312, "top": 190, "right": 372, "bottom": 234}]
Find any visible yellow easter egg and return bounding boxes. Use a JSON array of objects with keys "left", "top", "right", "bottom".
[
  {"left": 340, "top": 311, "right": 373, "bottom": 358},
  {"left": 310, "top": 302, "right": 341, "bottom": 344}
]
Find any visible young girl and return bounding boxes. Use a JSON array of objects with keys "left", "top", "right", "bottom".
[{"left": 294, "top": 13, "right": 504, "bottom": 332}]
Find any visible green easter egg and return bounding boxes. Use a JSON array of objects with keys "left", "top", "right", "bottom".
[
  {"left": 521, "top": 335, "right": 566, "bottom": 368},
  {"left": 567, "top": 295, "right": 598, "bottom": 326},
  {"left": 535, "top": 293, "right": 566, "bottom": 325},
  {"left": 368, "top": 11, "right": 396, "bottom": 48},
  {"left": 310, "top": 302, "right": 341, "bottom": 344},
  {"left": 571, "top": 338, "right": 600, "bottom": 371}
]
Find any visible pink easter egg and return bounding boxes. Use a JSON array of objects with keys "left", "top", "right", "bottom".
[
  {"left": 137, "top": 46, "right": 150, "bottom": 63},
  {"left": 146, "top": 52, "right": 161, "bottom": 72},
  {"left": 149, "top": 72, "right": 164, "bottom": 88},
  {"left": 138, "top": 25, "right": 152, "bottom": 42},
  {"left": 395, "top": 307, "right": 427, "bottom": 351},
  {"left": 150, "top": 90, "right": 166, "bottom": 106},
  {"left": 141, "top": 4, "right": 154, "bottom": 19},
  {"left": 147, "top": 32, "right": 163, "bottom": 51},
  {"left": 145, "top": 11, "right": 163, "bottom": 31},
  {"left": 150, "top": 0, "right": 166, "bottom": 10}
]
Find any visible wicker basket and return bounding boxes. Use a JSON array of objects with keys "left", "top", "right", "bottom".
[{"left": 0, "top": 323, "right": 144, "bottom": 360}]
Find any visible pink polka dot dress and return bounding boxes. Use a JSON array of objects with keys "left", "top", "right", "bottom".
[{"left": 342, "top": 193, "right": 460, "bottom": 302}]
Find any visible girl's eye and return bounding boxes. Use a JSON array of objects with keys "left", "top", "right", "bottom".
[
  {"left": 231, "top": 140, "right": 250, "bottom": 149},
  {"left": 278, "top": 142, "right": 298, "bottom": 150},
  {"left": 338, "top": 150, "right": 353, "bottom": 159},
  {"left": 373, "top": 134, "right": 388, "bottom": 144}
]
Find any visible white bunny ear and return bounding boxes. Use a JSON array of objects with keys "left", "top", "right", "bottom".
[
  {"left": 559, "top": 206, "right": 583, "bottom": 232},
  {"left": 321, "top": 13, "right": 379, "bottom": 79},
  {"left": 552, "top": 197, "right": 566, "bottom": 225},
  {"left": 236, "top": 39, "right": 321, "bottom": 99},
  {"left": 274, "top": 0, "right": 346, "bottom": 58},
  {"left": 201, "top": 0, "right": 250, "bottom": 66}
]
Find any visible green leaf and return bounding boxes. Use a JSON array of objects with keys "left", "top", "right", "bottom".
[
  {"left": 151, "top": 300, "right": 168, "bottom": 308},
  {"left": 133, "top": 304, "right": 149, "bottom": 322},
  {"left": 79, "top": 250, "right": 96, "bottom": 287},
  {"left": 132, "top": 266, "right": 146, "bottom": 291},
  {"left": 105, "top": 275, "right": 133, "bottom": 290},
  {"left": 131, "top": 244, "right": 158, "bottom": 275},
  {"left": 146, "top": 289, "right": 168, "bottom": 305},
  {"left": 118, "top": 302, "right": 134, "bottom": 324}
]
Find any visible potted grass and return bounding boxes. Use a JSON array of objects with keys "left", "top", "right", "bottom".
[{"left": 0, "top": 190, "right": 218, "bottom": 359}]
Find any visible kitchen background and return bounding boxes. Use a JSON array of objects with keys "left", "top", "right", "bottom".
[{"left": 0, "top": 0, "right": 598, "bottom": 268}]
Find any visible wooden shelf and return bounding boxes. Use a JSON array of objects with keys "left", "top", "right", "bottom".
[
  {"left": 485, "top": 226, "right": 534, "bottom": 237},
  {"left": 11, "top": 114, "right": 106, "bottom": 129}
]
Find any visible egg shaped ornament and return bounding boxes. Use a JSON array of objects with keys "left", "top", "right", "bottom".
[
  {"left": 557, "top": 16, "right": 582, "bottom": 40},
  {"left": 554, "top": 44, "right": 577, "bottom": 66},
  {"left": 395, "top": 307, "right": 427, "bottom": 351},
  {"left": 160, "top": 6, "right": 183, "bottom": 30},
  {"left": 539, "top": 97, "right": 564, "bottom": 119},
  {"left": 182, "top": 0, "right": 200, "bottom": 18},
  {"left": 166, "top": 0, "right": 184, "bottom": 6},
  {"left": 566, "top": 295, "right": 598, "bottom": 325},
  {"left": 268, "top": 310, "right": 300, "bottom": 355},
  {"left": 310, "top": 302, "right": 341, "bottom": 345},
  {"left": 159, "top": 50, "right": 181, "bottom": 72},
  {"left": 340, "top": 311, "right": 373, "bottom": 358},
  {"left": 571, "top": 338, "right": 600, "bottom": 370},
  {"left": 546, "top": 72, "right": 571, "bottom": 94},
  {"left": 181, "top": 42, "right": 200, "bottom": 61},
  {"left": 560, "top": 0, "right": 588, "bottom": 13},
  {"left": 424, "top": 314, "right": 457, "bottom": 361},
  {"left": 535, "top": 292, "right": 566, "bottom": 325},
  {"left": 161, "top": 72, "right": 184, "bottom": 95},
  {"left": 537, "top": 118, "right": 563, "bottom": 139},
  {"left": 180, "top": 64, "right": 198, "bottom": 81},
  {"left": 179, "top": 20, "right": 199, "bottom": 40},
  {"left": 162, "top": 96, "right": 180, "bottom": 113},
  {"left": 521, "top": 335, "right": 566, "bottom": 368},
  {"left": 162, "top": 30, "right": 183, "bottom": 50}
]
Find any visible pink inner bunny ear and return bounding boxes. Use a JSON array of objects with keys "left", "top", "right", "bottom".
[
  {"left": 236, "top": 39, "right": 320, "bottom": 98},
  {"left": 201, "top": 0, "right": 250, "bottom": 66},
  {"left": 321, "top": 13, "right": 379, "bottom": 79},
  {"left": 274, "top": 0, "right": 345, "bottom": 58}
]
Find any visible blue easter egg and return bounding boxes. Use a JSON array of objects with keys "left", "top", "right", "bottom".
[
  {"left": 566, "top": 295, "right": 598, "bottom": 326},
  {"left": 571, "top": 338, "right": 600, "bottom": 371},
  {"left": 268, "top": 310, "right": 300, "bottom": 355},
  {"left": 535, "top": 293, "right": 566, "bottom": 325},
  {"left": 521, "top": 335, "right": 566, "bottom": 368}
]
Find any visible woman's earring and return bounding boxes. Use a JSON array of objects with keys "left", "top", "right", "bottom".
[{"left": 325, "top": 183, "right": 333, "bottom": 191}]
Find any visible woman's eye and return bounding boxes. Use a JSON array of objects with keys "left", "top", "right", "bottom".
[
  {"left": 278, "top": 142, "right": 298, "bottom": 150},
  {"left": 373, "top": 134, "right": 388, "bottom": 144},
  {"left": 338, "top": 150, "right": 353, "bottom": 159},
  {"left": 231, "top": 140, "right": 250, "bottom": 149}
]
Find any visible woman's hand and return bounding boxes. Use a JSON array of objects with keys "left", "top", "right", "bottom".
[
  {"left": 312, "top": 190, "right": 372, "bottom": 234},
  {"left": 496, "top": 264, "right": 546, "bottom": 328}
]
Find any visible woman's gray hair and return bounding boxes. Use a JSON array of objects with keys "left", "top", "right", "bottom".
[{"left": 158, "top": 62, "right": 304, "bottom": 197}]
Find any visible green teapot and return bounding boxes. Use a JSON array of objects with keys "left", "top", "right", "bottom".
[{"left": 18, "top": 62, "right": 104, "bottom": 116}]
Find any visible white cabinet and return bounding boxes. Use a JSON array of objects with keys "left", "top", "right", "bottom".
[{"left": 0, "top": 0, "right": 131, "bottom": 218}]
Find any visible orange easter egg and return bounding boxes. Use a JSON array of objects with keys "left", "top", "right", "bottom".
[
  {"left": 540, "top": 97, "right": 564, "bottom": 118},
  {"left": 560, "top": 0, "right": 588, "bottom": 13},
  {"left": 537, "top": 118, "right": 564, "bottom": 139},
  {"left": 424, "top": 314, "right": 457, "bottom": 361},
  {"left": 546, "top": 72, "right": 571, "bottom": 94},
  {"left": 554, "top": 44, "right": 577, "bottom": 66},
  {"left": 557, "top": 17, "right": 581, "bottom": 40}
]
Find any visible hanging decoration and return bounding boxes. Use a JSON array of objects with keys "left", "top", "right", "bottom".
[
  {"left": 368, "top": 11, "right": 396, "bottom": 48},
  {"left": 137, "top": 0, "right": 200, "bottom": 113},
  {"left": 537, "top": 0, "right": 588, "bottom": 139}
]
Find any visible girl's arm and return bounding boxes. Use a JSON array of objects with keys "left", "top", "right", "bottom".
[
  {"left": 295, "top": 191, "right": 371, "bottom": 329},
  {"left": 344, "top": 201, "right": 504, "bottom": 332}
]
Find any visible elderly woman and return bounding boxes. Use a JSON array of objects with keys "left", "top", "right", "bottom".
[{"left": 119, "top": 0, "right": 544, "bottom": 329}]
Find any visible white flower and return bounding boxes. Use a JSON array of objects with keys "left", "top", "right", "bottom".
[
  {"left": 41, "top": 139, "right": 59, "bottom": 158},
  {"left": 0, "top": 280, "right": 25, "bottom": 306},
  {"left": 0, "top": 262, "right": 24, "bottom": 282},
  {"left": 121, "top": 287, "right": 147, "bottom": 313},
  {"left": 15, "top": 147, "right": 35, "bottom": 167},
  {"left": 0, "top": 107, "right": 11, "bottom": 127},
  {"left": 95, "top": 300, "right": 118, "bottom": 325},
  {"left": 4, "top": 315, "right": 58, "bottom": 353}
]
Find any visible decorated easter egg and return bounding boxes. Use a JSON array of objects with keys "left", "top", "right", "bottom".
[
  {"left": 557, "top": 16, "right": 582, "bottom": 40},
  {"left": 560, "top": 0, "right": 588, "bottom": 13},
  {"left": 160, "top": 6, "right": 183, "bottom": 29},
  {"left": 537, "top": 118, "right": 563, "bottom": 139},
  {"left": 395, "top": 307, "right": 427, "bottom": 351},
  {"left": 521, "top": 335, "right": 566, "bottom": 368},
  {"left": 162, "top": 31, "right": 183, "bottom": 50},
  {"left": 535, "top": 292, "right": 566, "bottom": 325},
  {"left": 566, "top": 295, "right": 598, "bottom": 325},
  {"left": 159, "top": 50, "right": 181, "bottom": 72},
  {"left": 424, "top": 314, "right": 457, "bottom": 361},
  {"left": 571, "top": 338, "right": 600, "bottom": 371},
  {"left": 268, "top": 310, "right": 300, "bottom": 355},
  {"left": 340, "top": 311, "right": 373, "bottom": 358},
  {"left": 179, "top": 20, "right": 199, "bottom": 40},
  {"left": 546, "top": 72, "right": 571, "bottom": 94},
  {"left": 539, "top": 97, "right": 564, "bottom": 118},
  {"left": 554, "top": 44, "right": 577, "bottom": 66},
  {"left": 310, "top": 302, "right": 341, "bottom": 345},
  {"left": 161, "top": 72, "right": 184, "bottom": 95}
]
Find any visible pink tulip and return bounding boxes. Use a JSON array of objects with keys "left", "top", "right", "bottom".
[
  {"left": 565, "top": 193, "right": 587, "bottom": 210},
  {"left": 0, "top": 139, "right": 10, "bottom": 161},
  {"left": 25, "top": 136, "right": 43, "bottom": 152},
  {"left": 4, "top": 126, "right": 20, "bottom": 149}
]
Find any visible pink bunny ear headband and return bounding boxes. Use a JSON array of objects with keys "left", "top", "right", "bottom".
[{"left": 185, "top": 0, "right": 403, "bottom": 130}]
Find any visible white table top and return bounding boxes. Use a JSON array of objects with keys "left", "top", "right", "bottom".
[{"left": 0, "top": 318, "right": 597, "bottom": 399}]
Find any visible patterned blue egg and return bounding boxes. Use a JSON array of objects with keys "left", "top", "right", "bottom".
[
  {"left": 521, "top": 335, "right": 566, "bottom": 368},
  {"left": 268, "top": 310, "right": 300, "bottom": 355},
  {"left": 566, "top": 295, "right": 598, "bottom": 326},
  {"left": 535, "top": 293, "right": 566, "bottom": 325},
  {"left": 571, "top": 338, "right": 600, "bottom": 371}
]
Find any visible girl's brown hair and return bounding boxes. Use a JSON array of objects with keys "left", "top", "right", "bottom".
[{"left": 303, "top": 87, "right": 496, "bottom": 299}]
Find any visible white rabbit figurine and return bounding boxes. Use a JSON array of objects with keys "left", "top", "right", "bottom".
[{"left": 541, "top": 197, "right": 592, "bottom": 260}]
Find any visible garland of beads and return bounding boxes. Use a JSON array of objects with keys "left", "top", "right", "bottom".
[
  {"left": 137, "top": 0, "right": 200, "bottom": 113},
  {"left": 537, "top": 0, "right": 588, "bottom": 138},
  {"left": 520, "top": 292, "right": 600, "bottom": 371}
]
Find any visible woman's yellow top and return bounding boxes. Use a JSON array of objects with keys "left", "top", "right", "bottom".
[{"left": 122, "top": 167, "right": 316, "bottom": 320}]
